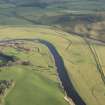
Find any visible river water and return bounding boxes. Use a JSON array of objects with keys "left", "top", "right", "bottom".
[
  {"left": 39, "top": 39, "right": 86, "bottom": 105},
  {"left": 0, "top": 39, "right": 86, "bottom": 105}
]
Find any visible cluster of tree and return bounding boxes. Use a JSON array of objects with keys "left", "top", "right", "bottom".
[{"left": 0, "top": 80, "right": 13, "bottom": 96}]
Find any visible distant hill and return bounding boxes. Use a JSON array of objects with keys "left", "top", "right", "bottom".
[
  {"left": 0, "top": 0, "right": 105, "bottom": 41},
  {"left": 0, "top": 0, "right": 105, "bottom": 11}
]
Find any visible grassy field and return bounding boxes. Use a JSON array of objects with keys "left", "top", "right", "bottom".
[
  {"left": 0, "top": 26, "right": 105, "bottom": 105},
  {"left": 0, "top": 0, "right": 105, "bottom": 105},
  {"left": 0, "top": 39, "right": 68, "bottom": 105}
]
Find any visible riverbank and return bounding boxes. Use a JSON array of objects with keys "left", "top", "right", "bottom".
[{"left": 0, "top": 39, "right": 86, "bottom": 105}]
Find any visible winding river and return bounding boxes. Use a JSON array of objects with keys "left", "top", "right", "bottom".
[
  {"left": 0, "top": 39, "right": 86, "bottom": 105},
  {"left": 38, "top": 39, "right": 86, "bottom": 105}
]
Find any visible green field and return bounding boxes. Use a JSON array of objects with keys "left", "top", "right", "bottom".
[
  {"left": 0, "top": 38, "right": 68, "bottom": 105},
  {"left": 0, "top": 26, "right": 105, "bottom": 105},
  {"left": 0, "top": 0, "right": 105, "bottom": 105}
]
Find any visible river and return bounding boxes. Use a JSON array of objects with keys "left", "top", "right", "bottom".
[{"left": 0, "top": 39, "right": 86, "bottom": 105}]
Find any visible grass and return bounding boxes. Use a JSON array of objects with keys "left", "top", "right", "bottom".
[
  {"left": 0, "top": 26, "right": 105, "bottom": 105},
  {"left": 0, "top": 0, "right": 105, "bottom": 104},
  {"left": 0, "top": 66, "right": 67, "bottom": 105},
  {"left": 0, "top": 40, "right": 68, "bottom": 105}
]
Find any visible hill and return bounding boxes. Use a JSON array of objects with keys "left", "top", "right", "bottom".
[{"left": 0, "top": 0, "right": 105, "bottom": 41}]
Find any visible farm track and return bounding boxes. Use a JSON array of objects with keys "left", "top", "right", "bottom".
[
  {"left": 0, "top": 38, "right": 86, "bottom": 105},
  {"left": 84, "top": 38, "right": 105, "bottom": 85},
  {"left": 84, "top": 38, "right": 105, "bottom": 105}
]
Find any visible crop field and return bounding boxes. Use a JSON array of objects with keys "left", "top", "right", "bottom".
[{"left": 0, "top": 26, "right": 104, "bottom": 105}]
